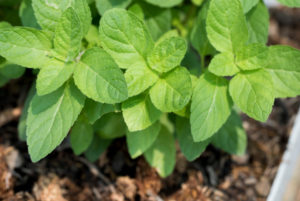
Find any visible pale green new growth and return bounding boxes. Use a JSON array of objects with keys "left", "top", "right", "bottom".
[
  {"left": 208, "top": 52, "right": 239, "bottom": 76},
  {"left": 95, "top": 0, "right": 132, "bottom": 15},
  {"left": 148, "top": 37, "right": 187, "bottom": 73},
  {"left": 54, "top": 8, "right": 82, "bottom": 61},
  {"left": 191, "top": 72, "right": 232, "bottom": 142}
]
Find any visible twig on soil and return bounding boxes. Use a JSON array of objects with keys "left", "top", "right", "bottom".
[
  {"left": 0, "top": 107, "right": 21, "bottom": 128},
  {"left": 76, "top": 157, "right": 112, "bottom": 186}
]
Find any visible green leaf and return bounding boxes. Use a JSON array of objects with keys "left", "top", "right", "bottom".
[
  {"left": 0, "top": 74, "right": 9, "bottom": 87},
  {"left": 136, "top": 2, "right": 172, "bottom": 41},
  {"left": 265, "top": 45, "right": 300, "bottom": 98},
  {"left": 150, "top": 67, "right": 192, "bottom": 112},
  {"left": 192, "top": 0, "right": 204, "bottom": 6},
  {"left": 144, "top": 125, "right": 175, "bottom": 177},
  {"left": 85, "top": 134, "right": 111, "bottom": 162},
  {"left": 229, "top": 69, "right": 274, "bottom": 122},
  {"left": 36, "top": 60, "right": 75, "bottom": 95},
  {"left": 239, "top": 0, "right": 259, "bottom": 13},
  {"left": 144, "top": 0, "right": 183, "bottom": 8},
  {"left": 206, "top": 0, "right": 248, "bottom": 53},
  {"left": 19, "top": 0, "right": 40, "bottom": 29},
  {"left": 27, "top": 81, "right": 85, "bottom": 162},
  {"left": 191, "top": 72, "right": 232, "bottom": 142},
  {"left": 95, "top": 0, "right": 132, "bottom": 15},
  {"left": 236, "top": 43, "right": 268, "bottom": 70},
  {"left": 0, "top": 64, "right": 25, "bottom": 79},
  {"left": 122, "top": 94, "right": 161, "bottom": 132},
  {"left": 99, "top": 8, "right": 154, "bottom": 69},
  {"left": 83, "top": 99, "right": 115, "bottom": 124},
  {"left": 0, "top": 27, "right": 52, "bottom": 68},
  {"left": 85, "top": 25, "right": 101, "bottom": 48},
  {"left": 54, "top": 8, "right": 83, "bottom": 60},
  {"left": 125, "top": 65, "right": 158, "bottom": 97},
  {"left": 208, "top": 52, "right": 239, "bottom": 76},
  {"left": 94, "top": 113, "right": 126, "bottom": 139},
  {"left": 277, "top": 0, "right": 300, "bottom": 7},
  {"left": 156, "top": 30, "right": 179, "bottom": 44},
  {"left": 148, "top": 37, "right": 187, "bottom": 73},
  {"left": 70, "top": 117, "right": 94, "bottom": 155},
  {"left": 74, "top": 47, "right": 128, "bottom": 104},
  {"left": 246, "top": 2, "right": 269, "bottom": 44},
  {"left": 18, "top": 83, "right": 36, "bottom": 141},
  {"left": 128, "top": 3, "right": 144, "bottom": 19},
  {"left": 126, "top": 121, "right": 161, "bottom": 158},
  {"left": 32, "top": 0, "right": 91, "bottom": 34},
  {"left": 212, "top": 110, "right": 247, "bottom": 155},
  {"left": 190, "top": 0, "right": 215, "bottom": 56},
  {"left": 176, "top": 116, "right": 211, "bottom": 161},
  {"left": 0, "top": 22, "right": 12, "bottom": 29}
]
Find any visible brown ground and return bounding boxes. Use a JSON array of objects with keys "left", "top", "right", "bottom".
[{"left": 0, "top": 6, "right": 300, "bottom": 201}]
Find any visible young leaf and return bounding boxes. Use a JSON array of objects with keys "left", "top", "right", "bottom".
[
  {"left": 70, "top": 117, "right": 94, "bottom": 155},
  {"left": 229, "top": 69, "right": 274, "bottom": 122},
  {"left": 150, "top": 67, "right": 192, "bottom": 112},
  {"left": 85, "top": 134, "right": 112, "bottom": 162},
  {"left": 83, "top": 99, "right": 115, "bottom": 124},
  {"left": 36, "top": 60, "right": 75, "bottom": 95},
  {"left": 206, "top": 0, "right": 248, "bottom": 53},
  {"left": 148, "top": 37, "right": 187, "bottom": 73},
  {"left": 176, "top": 116, "right": 211, "bottom": 161},
  {"left": 85, "top": 25, "right": 101, "bottom": 48},
  {"left": 94, "top": 113, "right": 126, "bottom": 139},
  {"left": 122, "top": 94, "right": 161, "bottom": 132},
  {"left": 239, "top": 0, "right": 259, "bottom": 13},
  {"left": 191, "top": 72, "right": 232, "bottom": 142},
  {"left": 135, "top": 2, "right": 172, "bottom": 41},
  {"left": 265, "top": 45, "right": 300, "bottom": 98},
  {"left": 95, "top": 0, "right": 132, "bottom": 15},
  {"left": 126, "top": 121, "right": 161, "bottom": 159},
  {"left": 236, "top": 43, "right": 268, "bottom": 70},
  {"left": 212, "top": 110, "right": 247, "bottom": 155},
  {"left": 277, "top": 0, "right": 300, "bottom": 7},
  {"left": 125, "top": 65, "right": 158, "bottom": 97},
  {"left": 208, "top": 52, "right": 239, "bottom": 76},
  {"left": 18, "top": 83, "right": 36, "bottom": 141},
  {"left": 144, "top": 0, "right": 183, "bottom": 8},
  {"left": 54, "top": 7, "right": 82, "bottom": 60},
  {"left": 74, "top": 47, "right": 128, "bottom": 104},
  {"left": 32, "top": 0, "right": 91, "bottom": 34},
  {"left": 144, "top": 125, "right": 176, "bottom": 177},
  {"left": 246, "top": 2, "right": 269, "bottom": 44},
  {"left": 190, "top": 0, "right": 215, "bottom": 56},
  {"left": 19, "top": 0, "right": 40, "bottom": 29},
  {"left": 99, "top": 8, "right": 154, "bottom": 69},
  {"left": 27, "top": 81, "right": 85, "bottom": 162},
  {"left": 0, "top": 27, "right": 52, "bottom": 68}
]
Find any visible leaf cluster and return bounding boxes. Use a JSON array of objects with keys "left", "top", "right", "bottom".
[{"left": 0, "top": 0, "right": 300, "bottom": 177}]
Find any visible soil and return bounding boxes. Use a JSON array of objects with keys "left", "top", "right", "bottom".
[{"left": 1, "top": 6, "right": 300, "bottom": 201}]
